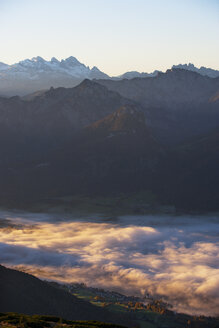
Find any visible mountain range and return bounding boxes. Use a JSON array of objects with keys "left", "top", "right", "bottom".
[
  {"left": 0, "top": 56, "right": 109, "bottom": 96},
  {"left": 98, "top": 68, "right": 219, "bottom": 143},
  {"left": 0, "top": 68, "right": 218, "bottom": 211},
  {"left": 172, "top": 63, "right": 219, "bottom": 78},
  {"left": 0, "top": 56, "right": 218, "bottom": 96}
]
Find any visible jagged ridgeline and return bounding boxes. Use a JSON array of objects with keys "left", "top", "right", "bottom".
[{"left": 0, "top": 56, "right": 219, "bottom": 97}]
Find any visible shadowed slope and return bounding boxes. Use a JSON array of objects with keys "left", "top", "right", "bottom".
[{"left": 0, "top": 265, "right": 132, "bottom": 326}]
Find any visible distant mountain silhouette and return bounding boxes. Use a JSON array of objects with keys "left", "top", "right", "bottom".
[
  {"left": 111, "top": 70, "right": 160, "bottom": 80},
  {"left": 172, "top": 63, "right": 219, "bottom": 78},
  {"left": 0, "top": 56, "right": 109, "bottom": 96},
  {"left": 0, "top": 55, "right": 218, "bottom": 96}
]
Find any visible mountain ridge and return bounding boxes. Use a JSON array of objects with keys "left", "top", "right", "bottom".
[
  {"left": 0, "top": 264, "right": 132, "bottom": 326},
  {"left": 172, "top": 63, "right": 219, "bottom": 78},
  {"left": 0, "top": 56, "right": 109, "bottom": 96},
  {"left": 0, "top": 71, "right": 218, "bottom": 211},
  {"left": 0, "top": 56, "right": 218, "bottom": 96}
]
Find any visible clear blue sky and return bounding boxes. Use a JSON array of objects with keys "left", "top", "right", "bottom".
[{"left": 0, "top": 0, "right": 218, "bottom": 75}]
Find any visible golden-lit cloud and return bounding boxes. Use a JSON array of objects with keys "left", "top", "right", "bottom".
[{"left": 0, "top": 214, "right": 219, "bottom": 316}]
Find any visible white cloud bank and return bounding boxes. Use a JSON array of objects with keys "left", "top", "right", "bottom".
[{"left": 0, "top": 214, "right": 218, "bottom": 316}]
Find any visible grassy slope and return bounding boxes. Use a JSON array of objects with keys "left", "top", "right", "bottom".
[{"left": 0, "top": 313, "right": 127, "bottom": 328}]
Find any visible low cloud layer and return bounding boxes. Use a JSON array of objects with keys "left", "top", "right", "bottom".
[{"left": 0, "top": 213, "right": 219, "bottom": 316}]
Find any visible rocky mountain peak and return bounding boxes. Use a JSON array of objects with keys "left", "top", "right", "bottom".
[
  {"left": 172, "top": 63, "right": 219, "bottom": 78},
  {"left": 61, "top": 56, "right": 83, "bottom": 67},
  {"left": 86, "top": 104, "right": 146, "bottom": 137},
  {"left": 75, "top": 78, "right": 108, "bottom": 93},
  {"left": 31, "top": 56, "right": 45, "bottom": 62},
  {"left": 51, "top": 57, "right": 59, "bottom": 63}
]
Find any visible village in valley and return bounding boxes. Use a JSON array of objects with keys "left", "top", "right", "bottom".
[{"left": 48, "top": 282, "right": 218, "bottom": 328}]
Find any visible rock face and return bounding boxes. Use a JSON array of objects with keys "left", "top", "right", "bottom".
[
  {"left": 0, "top": 265, "right": 131, "bottom": 326},
  {"left": 85, "top": 105, "right": 147, "bottom": 135},
  {"left": 62, "top": 105, "right": 162, "bottom": 195}
]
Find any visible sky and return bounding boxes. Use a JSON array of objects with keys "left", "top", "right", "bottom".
[{"left": 0, "top": 0, "right": 218, "bottom": 75}]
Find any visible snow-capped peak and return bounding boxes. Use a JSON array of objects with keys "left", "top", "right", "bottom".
[
  {"left": 51, "top": 57, "right": 60, "bottom": 64},
  {"left": 0, "top": 62, "right": 9, "bottom": 71},
  {"left": 31, "top": 56, "right": 46, "bottom": 62},
  {"left": 91, "top": 66, "right": 100, "bottom": 72},
  {"left": 0, "top": 56, "right": 109, "bottom": 95},
  {"left": 61, "top": 56, "right": 82, "bottom": 67}
]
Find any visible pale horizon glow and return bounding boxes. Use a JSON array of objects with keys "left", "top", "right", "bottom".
[{"left": 0, "top": 0, "right": 218, "bottom": 75}]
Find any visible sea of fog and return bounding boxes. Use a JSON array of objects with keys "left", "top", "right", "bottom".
[{"left": 0, "top": 210, "right": 218, "bottom": 316}]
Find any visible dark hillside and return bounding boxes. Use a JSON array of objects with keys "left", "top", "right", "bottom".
[{"left": 0, "top": 265, "right": 132, "bottom": 327}]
